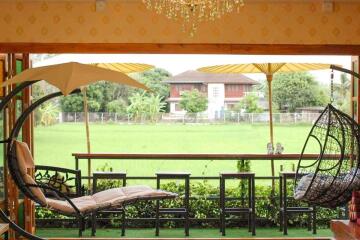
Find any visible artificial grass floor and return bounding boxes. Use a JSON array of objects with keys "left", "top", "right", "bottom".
[{"left": 36, "top": 227, "right": 333, "bottom": 238}]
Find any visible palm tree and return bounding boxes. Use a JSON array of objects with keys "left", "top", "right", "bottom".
[
  {"left": 147, "top": 94, "right": 166, "bottom": 123},
  {"left": 39, "top": 102, "right": 59, "bottom": 126}
]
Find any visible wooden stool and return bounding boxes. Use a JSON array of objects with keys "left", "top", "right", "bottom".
[
  {"left": 91, "top": 172, "right": 127, "bottom": 237},
  {"left": 279, "top": 172, "right": 316, "bottom": 235},
  {"left": 219, "top": 172, "right": 256, "bottom": 236},
  {"left": 155, "top": 172, "right": 190, "bottom": 236}
]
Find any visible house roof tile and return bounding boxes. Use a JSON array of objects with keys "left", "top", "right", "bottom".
[{"left": 164, "top": 70, "right": 258, "bottom": 85}]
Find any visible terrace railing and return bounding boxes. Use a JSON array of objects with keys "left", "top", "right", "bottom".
[{"left": 35, "top": 153, "right": 346, "bottom": 228}]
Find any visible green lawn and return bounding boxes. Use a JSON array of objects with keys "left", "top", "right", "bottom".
[
  {"left": 34, "top": 123, "right": 317, "bottom": 184},
  {"left": 36, "top": 227, "right": 332, "bottom": 238}
]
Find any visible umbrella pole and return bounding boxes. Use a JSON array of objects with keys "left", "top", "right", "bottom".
[
  {"left": 267, "top": 74, "right": 275, "bottom": 192},
  {"left": 82, "top": 87, "right": 92, "bottom": 189}
]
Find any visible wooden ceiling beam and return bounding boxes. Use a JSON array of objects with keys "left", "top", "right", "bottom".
[{"left": 0, "top": 43, "right": 359, "bottom": 55}]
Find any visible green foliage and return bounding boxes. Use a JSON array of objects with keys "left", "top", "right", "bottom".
[
  {"left": 59, "top": 68, "right": 171, "bottom": 113},
  {"left": 272, "top": 72, "right": 328, "bottom": 112},
  {"left": 38, "top": 102, "right": 60, "bottom": 126},
  {"left": 127, "top": 93, "right": 166, "bottom": 122},
  {"left": 36, "top": 178, "right": 339, "bottom": 228},
  {"left": 147, "top": 94, "right": 167, "bottom": 122},
  {"left": 106, "top": 99, "right": 128, "bottom": 114},
  {"left": 127, "top": 92, "right": 147, "bottom": 121},
  {"left": 32, "top": 83, "right": 61, "bottom": 126},
  {"left": 333, "top": 73, "right": 351, "bottom": 114},
  {"left": 60, "top": 95, "right": 84, "bottom": 112},
  {"left": 179, "top": 89, "right": 208, "bottom": 114},
  {"left": 236, "top": 93, "right": 263, "bottom": 113},
  {"left": 130, "top": 68, "right": 171, "bottom": 100},
  {"left": 93, "top": 163, "right": 125, "bottom": 192},
  {"left": 60, "top": 83, "right": 107, "bottom": 112}
]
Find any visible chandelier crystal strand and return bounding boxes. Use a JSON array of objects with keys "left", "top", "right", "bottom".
[{"left": 143, "top": 0, "right": 245, "bottom": 36}]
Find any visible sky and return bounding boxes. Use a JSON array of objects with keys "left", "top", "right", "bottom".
[{"left": 33, "top": 54, "right": 352, "bottom": 84}]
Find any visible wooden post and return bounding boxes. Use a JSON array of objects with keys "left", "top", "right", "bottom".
[
  {"left": 351, "top": 56, "right": 360, "bottom": 123},
  {"left": 6, "top": 53, "right": 19, "bottom": 240},
  {"left": 82, "top": 88, "right": 92, "bottom": 189},
  {"left": 267, "top": 73, "right": 275, "bottom": 192},
  {"left": 21, "top": 53, "right": 35, "bottom": 235}
]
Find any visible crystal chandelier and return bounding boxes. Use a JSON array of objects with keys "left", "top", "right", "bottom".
[{"left": 142, "top": 0, "right": 244, "bottom": 37}]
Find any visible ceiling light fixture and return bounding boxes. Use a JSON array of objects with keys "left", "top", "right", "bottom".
[{"left": 142, "top": 0, "right": 244, "bottom": 37}]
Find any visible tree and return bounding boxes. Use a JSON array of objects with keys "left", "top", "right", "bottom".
[
  {"left": 179, "top": 89, "right": 208, "bottom": 115},
  {"left": 106, "top": 99, "right": 127, "bottom": 115},
  {"left": 127, "top": 93, "right": 166, "bottom": 122},
  {"left": 130, "top": 68, "right": 171, "bottom": 100},
  {"left": 60, "top": 68, "right": 171, "bottom": 113},
  {"left": 235, "top": 93, "right": 263, "bottom": 113},
  {"left": 146, "top": 95, "right": 166, "bottom": 122},
  {"left": 127, "top": 92, "right": 147, "bottom": 122},
  {"left": 272, "top": 72, "right": 328, "bottom": 112},
  {"left": 60, "top": 95, "right": 84, "bottom": 112},
  {"left": 333, "top": 73, "right": 351, "bottom": 113},
  {"left": 38, "top": 102, "right": 60, "bottom": 126},
  {"left": 60, "top": 82, "right": 124, "bottom": 112}
]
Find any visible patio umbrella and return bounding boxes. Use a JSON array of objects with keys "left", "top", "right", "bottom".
[
  {"left": 82, "top": 62, "right": 153, "bottom": 186},
  {"left": 91, "top": 62, "right": 154, "bottom": 74},
  {"left": 198, "top": 63, "right": 333, "bottom": 189},
  {"left": 3, "top": 62, "right": 153, "bottom": 187},
  {"left": 3, "top": 62, "right": 150, "bottom": 95}
]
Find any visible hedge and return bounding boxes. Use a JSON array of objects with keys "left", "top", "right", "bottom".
[{"left": 36, "top": 179, "right": 342, "bottom": 228}]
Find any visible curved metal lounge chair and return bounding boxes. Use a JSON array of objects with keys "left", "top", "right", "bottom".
[
  {"left": 14, "top": 140, "right": 176, "bottom": 236},
  {"left": 0, "top": 82, "right": 177, "bottom": 239}
]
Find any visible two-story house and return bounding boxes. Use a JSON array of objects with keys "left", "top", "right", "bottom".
[{"left": 165, "top": 70, "right": 258, "bottom": 119}]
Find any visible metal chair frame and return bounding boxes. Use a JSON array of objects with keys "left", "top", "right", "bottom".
[
  {"left": 219, "top": 172, "right": 256, "bottom": 236},
  {"left": 279, "top": 172, "right": 316, "bottom": 235}
]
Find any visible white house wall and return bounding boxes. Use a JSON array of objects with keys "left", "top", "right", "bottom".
[{"left": 207, "top": 84, "right": 225, "bottom": 119}]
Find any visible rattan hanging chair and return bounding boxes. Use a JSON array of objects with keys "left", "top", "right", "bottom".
[{"left": 294, "top": 104, "right": 360, "bottom": 208}]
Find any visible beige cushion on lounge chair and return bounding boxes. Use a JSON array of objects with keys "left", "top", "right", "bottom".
[
  {"left": 15, "top": 140, "right": 35, "bottom": 175},
  {"left": 46, "top": 185, "right": 177, "bottom": 214},
  {"left": 14, "top": 140, "right": 177, "bottom": 215},
  {"left": 23, "top": 174, "right": 47, "bottom": 205},
  {"left": 46, "top": 196, "right": 99, "bottom": 214},
  {"left": 15, "top": 140, "right": 47, "bottom": 206}
]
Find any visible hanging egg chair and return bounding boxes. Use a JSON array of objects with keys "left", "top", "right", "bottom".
[{"left": 294, "top": 103, "right": 360, "bottom": 208}]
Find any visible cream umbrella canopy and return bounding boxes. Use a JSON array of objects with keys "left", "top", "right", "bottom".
[
  {"left": 91, "top": 62, "right": 154, "bottom": 74},
  {"left": 3, "top": 62, "right": 150, "bottom": 95},
  {"left": 198, "top": 63, "right": 334, "bottom": 189},
  {"left": 3, "top": 62, "right": 153, "bottom": 187}
]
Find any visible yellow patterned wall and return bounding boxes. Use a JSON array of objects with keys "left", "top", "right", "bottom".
[{"left": 0, "top": 1, "right": 360, "bottom": 44}]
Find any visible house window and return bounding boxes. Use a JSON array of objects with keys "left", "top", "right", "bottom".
[
  {"left": 226, "top": 103, "right": 235, "bottom": 110},
  {"left": 175, "top": 103, "right": 182, "bottom": 111},
  {"left": 213, "top": 87, "right": 220, "bottom": 97}
]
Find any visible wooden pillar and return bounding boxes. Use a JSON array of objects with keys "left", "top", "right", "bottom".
[
  {"left": 5, "top": 53, "right": 19, "bottom": 240},
  {"left": 351, "top": 56, "right": 359, "bottom": 123},
  {"left": 21, "top": 53, "right": 35, "bottom": 235},
  {"left": 267, "top": 74, "right": 275, "bottom": 192}
]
